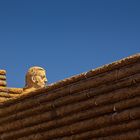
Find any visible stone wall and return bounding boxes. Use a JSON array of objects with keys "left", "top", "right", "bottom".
[
  {"left": 0, "top": 54, "right": 139, "bottom": 140},
  {"left": 0, "top": 70, "right": 6, "bottom": 87}
]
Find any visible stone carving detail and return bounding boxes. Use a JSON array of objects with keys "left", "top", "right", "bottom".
[{"left": 24, "top": 66, "right": 47, "bottom": 90}]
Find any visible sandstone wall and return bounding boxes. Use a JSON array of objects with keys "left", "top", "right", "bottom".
[
  {"left": 0, "top": 54, "right": 139, "bottom": 140},
  {"left": 0, "top": 70, "right": 6, "bottom": 87}
]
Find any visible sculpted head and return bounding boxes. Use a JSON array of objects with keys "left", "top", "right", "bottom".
[{"left": 25, "top": 66, "right": 47, "bottom": 89}]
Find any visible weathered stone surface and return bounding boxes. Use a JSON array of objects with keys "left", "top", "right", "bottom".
[
  {"left": 24, "top": 66, "right": 48, "bottom": 91},
  {"left": 0, "top": 70, "right": 6, "bottom": 75},
  {"left": 0, "top": 54, "right": 139, "bottom": 140}
]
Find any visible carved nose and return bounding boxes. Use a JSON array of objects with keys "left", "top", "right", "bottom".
[{"left": 44, "top": 79, "right": 48, "bottom": 84}]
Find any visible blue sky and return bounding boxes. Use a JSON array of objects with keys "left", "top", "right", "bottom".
[{"left": 0, "top": 0, "right": 140, "bottom": 87}]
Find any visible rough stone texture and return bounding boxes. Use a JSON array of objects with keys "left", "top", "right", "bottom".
[
  {"left": 0, "top": 53, "right": 139, "bottom": 140},
  {"left": 0, "top": 70, "right": 6, "bottom": 87},
  {"left": 24, "top": 66, "right": 47, "bottom": 91},
  {"left": 0, "top": 70, "right": 6, "bottom": 75}
]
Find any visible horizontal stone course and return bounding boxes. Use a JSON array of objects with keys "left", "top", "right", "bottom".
[
  {"left": 0, "top": 70, "right": 6, "bottom": 87},
  {"left": 0, "top": 54, "right": 140, "bottom": 140}
]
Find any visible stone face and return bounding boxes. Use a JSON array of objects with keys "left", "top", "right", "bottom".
[{"left": 24, "top": 66, "right": 48, "bottom": 90}]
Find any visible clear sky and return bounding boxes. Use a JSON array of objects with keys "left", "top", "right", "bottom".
[{"left": 0, "top": 0, "right": 140, "bottom": 87}]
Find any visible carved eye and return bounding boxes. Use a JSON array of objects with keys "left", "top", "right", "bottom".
[{"left": 41, "top": 76, "right": 45, "bottom": 79}]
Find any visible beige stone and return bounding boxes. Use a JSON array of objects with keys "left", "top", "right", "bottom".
[
  {"left": 0, "top": 54, "right": 140, "bottom": 140},
  {"left": 24, "top": 66, "right": 47, "bottom": 91}
]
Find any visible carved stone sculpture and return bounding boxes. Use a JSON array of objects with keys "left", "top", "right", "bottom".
[{"left": 24, "top": 66, "right": 47, "bottom": 90}]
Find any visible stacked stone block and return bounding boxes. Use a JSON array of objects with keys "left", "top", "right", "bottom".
[
  {"left": 0, "top": 70, "right": 6, "bottom": 87},
  {"left": 0, "top": 54, "right": 139, "bottom": 140}
]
